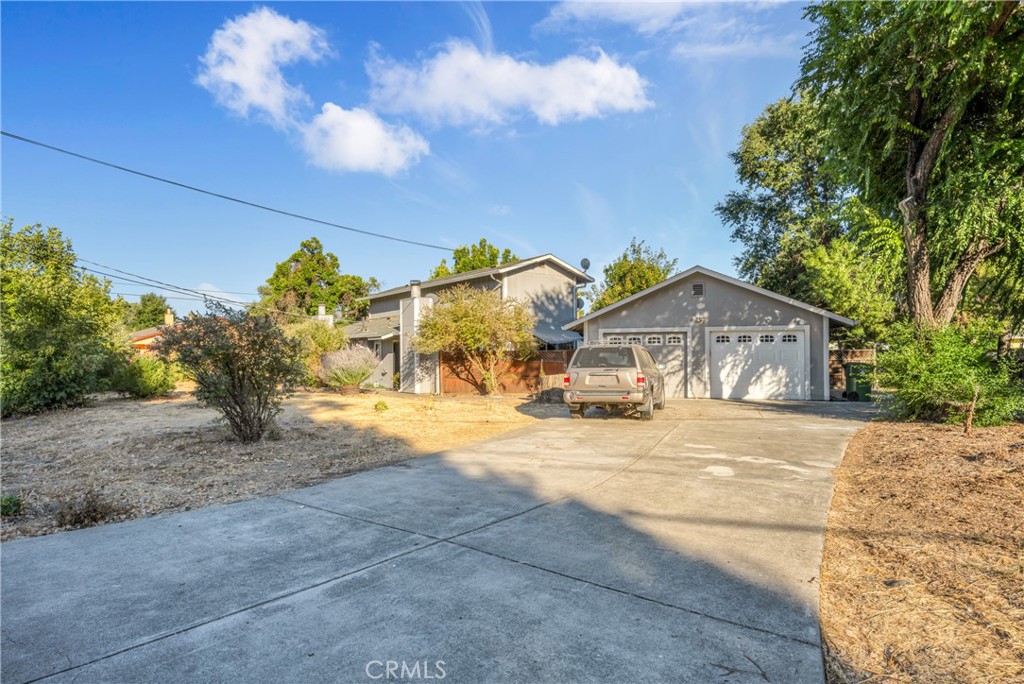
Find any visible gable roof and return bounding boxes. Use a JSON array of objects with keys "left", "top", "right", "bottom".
[
  {"left": 344, "top": 313, "right": 400, "bottom": 340},
  {"left": 365, "top": 253, "right": 594, "bottom": 301},
  {"left": 564, "top": 264, "right": 857, "bottom": 330}
]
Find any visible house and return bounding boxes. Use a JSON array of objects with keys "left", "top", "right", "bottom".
[
  {"left": 563, "top": 265, "right": 856, "bottom": 401},
  {"left": 345, "top": 254, "right": 593, "bottom": 393},
  {"left": 130, "top": 309, "right": 176, "bottom": 355}
]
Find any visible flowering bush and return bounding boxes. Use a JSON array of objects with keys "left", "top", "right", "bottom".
[{"left": 158, "top": 304, "right": 303, "bottom": 442}]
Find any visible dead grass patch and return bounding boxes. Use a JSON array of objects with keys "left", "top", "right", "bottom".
[
  {"left": 1, "top": 389, "right": 561, "bottom": 541},
  {"left": 821, "top": 420, "right": 1024, "bottom": 683}
]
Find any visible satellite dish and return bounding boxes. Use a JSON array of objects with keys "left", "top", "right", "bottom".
[{"left": 580, "top": 258, "right": 591, "bottom": 272}]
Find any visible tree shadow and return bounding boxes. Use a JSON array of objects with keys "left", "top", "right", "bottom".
[{"left": 2, "top": 403, "right": 853, "bottom": 683}]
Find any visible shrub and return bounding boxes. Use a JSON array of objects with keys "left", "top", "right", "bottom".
[
  {"left": 1, "top": 222, "right": 125, "bottom": 416},
  {"left": 1, "top": 495, "right": 23, "bottom": 517},
  {"left": 878, "top": 320, "right": 1024, "bottom": 433},
  {"left": 111, "top": 355, "right": 175, "bottom": 398},
  {"left": 319, "top": 345, "right": 379, "bottom": 389},
  {"left": 373, "top": 400, "right": 388, "bottom": 413},
  {"left": 158, "top": 303, "right": 304, "bottom": 443},
  {"left": 55, "top": 488, "right": 128, "bottom": 529},
  {"left": 283, "top": 319, "right": 348, "bottom": 385}
]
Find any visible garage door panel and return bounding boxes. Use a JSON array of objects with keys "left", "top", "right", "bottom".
[
  {"left": 649, "top": 344, "right": 686, "bottom": 398},
  {"left": 710, "top": 330, "right": 806, "bottom": 400}
]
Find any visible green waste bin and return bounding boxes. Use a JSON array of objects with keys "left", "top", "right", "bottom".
[{"left": 844, "top": 362, "right": 873, "bottom": 402}]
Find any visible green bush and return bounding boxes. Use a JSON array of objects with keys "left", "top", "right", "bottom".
[
  {"left": 1, "top": 495, "right": 23, "bottom": 517},
  {"left": 373, "top": 400, "right": 389, "bottom": 413},
  {"left": 111, "top": 355, "right": 175, "bottom": 398},
  {"left": 319, "top": 345, "right": 379, "bottom": 389},
  {"left": 283, "top": 319, "right": 348, "bottom": 385},
  {"left": 878, "top": 320, "right": 1024, "bottom": 430},
  {"left": 158, "top": 303, "right": 304, "bottom": 443}
]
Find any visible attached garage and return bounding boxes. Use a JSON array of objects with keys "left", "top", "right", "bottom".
[{"left": 564, "top": 266, "right": 854, "bottom": 401}]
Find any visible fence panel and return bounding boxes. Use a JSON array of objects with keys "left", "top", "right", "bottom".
[{"left": 440, "top": 350, "right": 572, "bottom": 395}]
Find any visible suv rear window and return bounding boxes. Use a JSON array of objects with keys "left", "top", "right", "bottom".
[{"left": 570, "top": 347, "right": 637, "bottom": 369}]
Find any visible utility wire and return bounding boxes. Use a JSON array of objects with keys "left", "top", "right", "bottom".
[{"left": 2, "top": 130, "right": 452, "bottom": 252}]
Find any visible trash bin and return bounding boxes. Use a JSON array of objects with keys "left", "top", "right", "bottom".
[{"left": 844, "top": 362, "right": 873, "bottom": 401}]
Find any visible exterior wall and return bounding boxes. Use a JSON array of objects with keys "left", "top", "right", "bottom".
[
  {"left": 399, "top": 295, "right": 438, "bottom": 394},
  {"left": 504, "top": 262, "right": 577, "bottom": 329},
  {"left": 584, "top": 274, "right": 829, "bottom": 400},
  {"left": 369, "top": 295, "right": 402, "bottom": 317},
  {"left": 356, "top": 339, "right": 398, "bottom": 388}
]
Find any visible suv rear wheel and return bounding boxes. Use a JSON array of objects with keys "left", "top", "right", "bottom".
[
  {"left": 570, "top": 406, "right": 586, "bottom": 419},
  {"left": 637, "top": 395, "right": 654, "bottom": 421}
]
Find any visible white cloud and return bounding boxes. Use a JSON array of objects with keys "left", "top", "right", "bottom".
[
  {"left": 196, "top": 7, "right": 330, "bottom": 128},
  {"left": 461, "top": 1, "right": 494, "bottom": 54},
  {"left": 367, "top": 40, "right": 651, "bottom": 127},
  {"left": 539, "top": 2, "right": 693, "bottom": 35},
  {"left": 302, "top": 103, "right": 429, "bottom": 176}
]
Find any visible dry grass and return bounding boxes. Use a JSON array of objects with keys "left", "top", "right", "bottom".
[
  {"left": 0, "top": 388, "right": 561, "bottom": 541},
  {"left": 821, "top": 421, "right": 1024, "bottom": 683}
]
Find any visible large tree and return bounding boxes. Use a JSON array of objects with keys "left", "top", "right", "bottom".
[
  {"left": 430, "top": 238, "right": 518, "bottom": 280},
  {"left": 413, "top": 284, "right": 535, "bottom": 396},
  {"left": 799, "top": 1, "right": 1024, "bottom": 327},
  {"left": 257, "top": 237, "right": 378, "bottom": 321},
  {"left": 126, "top": 292, "right": 175, "bottom": 330},
  {"left": 587, "top": 239, "right": 678, "bottom": 312},
  {"left": 714, "top": 97, "right": 850, "bottom": 295},
  {"left": 1, "top": 221, "right": 124, "bottom": 414}
]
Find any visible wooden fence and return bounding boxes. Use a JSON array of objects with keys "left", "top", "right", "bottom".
[
  {"left": 829, "top": 348, "right": 876, "bottom": 389},
  {"left": 440, "top": 350, "right": 573, "bottom": 395}
]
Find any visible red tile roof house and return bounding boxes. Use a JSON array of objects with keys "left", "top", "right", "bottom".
[{"left": 344, "top": 254, "right": 594, "bottom": 394}]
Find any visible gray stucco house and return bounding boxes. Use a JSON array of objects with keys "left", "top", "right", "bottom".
[
  {"left": 563, "top": 265, "right": 855, "bottom": 401},
  {"left": 345, "top": 254, "right": 593, "bottom": 393}
]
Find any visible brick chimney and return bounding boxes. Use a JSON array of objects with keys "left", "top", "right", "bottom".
[{"left": 163, "top": 308, "right": 175, "bottom": 327}]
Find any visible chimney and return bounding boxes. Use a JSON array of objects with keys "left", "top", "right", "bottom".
[
  {"left": 409, "top": 279, "right": 422, "bottom": 298},
  {"left": 163, "top": 308, "right": 175, "bottom": 327},
  {"left": 318, "top": 303, "right": 326, "bottom": 317}
]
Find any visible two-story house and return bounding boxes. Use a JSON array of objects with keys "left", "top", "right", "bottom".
[{"left": 344, "top": 254, "right": 593, "bottom": 393}]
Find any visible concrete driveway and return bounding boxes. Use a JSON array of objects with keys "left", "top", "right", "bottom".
[{"left": 1, "top": 400, "right": 872, "bottom": 683}]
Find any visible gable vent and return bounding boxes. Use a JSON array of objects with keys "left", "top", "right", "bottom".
[{"left": 691, "top": 282, "right": 705, "bottom": 296}]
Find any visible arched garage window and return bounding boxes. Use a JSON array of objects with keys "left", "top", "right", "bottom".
[
  {"left": 646, "top": 335, "right": 663, "bottom": 345},
  {"left": 626, "top": 335, "right": 643, "bottom": 345},
  {"left": 715, "top": 334, "right": 731, "bottom": 343},
  {"left": 782, "top": 333, "right": 799, "bottom": 343},
  {"left": 759, "top": 334, "right": 775, "bottom": 343},
  {"left": 737, "top": 334, "right": 753, "bottom": 343},
  {"left": 605, "top": 335, "right": 623, "bottom": 345},
  {"left": 666, "top": 335, "right": 684, "bottom": 345}
]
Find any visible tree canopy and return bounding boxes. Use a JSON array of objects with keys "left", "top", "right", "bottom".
[
  {"left": 799, "top": 0, "right": 1024, "bottom": 327},
  {"left": 714, "top": 97, "right": 850, "bottom": 295},
  {"left": 126, "top": 292, "right": 174, "bottom": 331},
  {"left": 430, "top": 238, "right": 518, "bottom": 280},
  {"left": 587, "top": 239, "right": 678, "bottom": 313},
  {"left": 1, "top": 220, "right": 125, "bottom": 414},
  {"left": 257, "top": 237, "right": 378, "bottom": 321},
  {"left": 413, "top": 284, "right": 535, "bottom": 396}
]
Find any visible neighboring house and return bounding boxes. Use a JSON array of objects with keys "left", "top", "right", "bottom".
[
  {"left": 130, "top": 309, "right": 176, "bottom": 355},
  {"left": 345, "top": 254, "right": 593, "bottom": 393},
  {"left": 563, "top": 265, "right": 856, "bottom": 401}
]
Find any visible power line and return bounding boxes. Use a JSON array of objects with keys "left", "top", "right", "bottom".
[{"left": 1, "top": 130, "right": 452, "bottom": 252}]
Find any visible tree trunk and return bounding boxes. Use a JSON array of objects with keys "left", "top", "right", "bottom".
[
  {"left": 963, "top": 387, "right": 980, "bottom": 437},
  {"left": 933, "top": 239, "right": 1005, "bottom": 325}
]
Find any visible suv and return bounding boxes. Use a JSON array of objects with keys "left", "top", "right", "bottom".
[{"left": 563, "top": 344, "right": 666, "bottom": 420}]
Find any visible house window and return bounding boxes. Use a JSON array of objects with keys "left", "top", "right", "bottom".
[
  {"left": 782, "top": 333, "right": 799, "bottom": 343},
  {"left": 605, "top": 335, "right": 624, "bottom": 345},
  {"left": 692, "top": 282, "right": 705, "bottom": 296},
  {"left": 646, "top": 335, "right": 663, "bottom": 345},
  {"left": 737, "top": 334, "right": 753, "bottom": 343},
  {"left": 666, "top": 335, "right": 684, "bottom": 345},
  {"left": 759, "top": 334, "right": 775, "bottom": 343},
  {"left": 715, "top": 334, "right": 731, "bottom": 343},
  {"left": 626, "top": 335, "right": 643, "bottom": 345},
  {"left": 373, "top": 341, "right": 382, "bottom": 358}
]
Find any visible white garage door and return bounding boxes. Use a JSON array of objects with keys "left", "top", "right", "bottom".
[
  {"left": 709, "top": 330, "right": 807, "bottom": 400},
  {"left": 602, "top": 332, "right": 687, "bottom": 398}
]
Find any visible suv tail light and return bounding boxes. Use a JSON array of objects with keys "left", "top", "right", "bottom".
[
  {"left": 563, "top": 374, "right": 571, "bottom": 388},
  {"left": 636, "top": 372, "right": 646, "bottom": 387}
]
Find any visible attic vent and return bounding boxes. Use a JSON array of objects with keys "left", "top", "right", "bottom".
[{"left": 691, "top": 282, "right": 705, "bottom": 296}]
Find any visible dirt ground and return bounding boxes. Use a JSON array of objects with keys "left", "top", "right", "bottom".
[
  {"left": 0, "top": 389, "right": 562, "bottom": 541},
  {"left": 821, "top": 420, "right": 1024, "bottom": 683}
]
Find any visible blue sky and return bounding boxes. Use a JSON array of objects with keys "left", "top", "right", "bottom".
[{"left": 2, "top": 1, "right": 808, "bottom": 309}]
